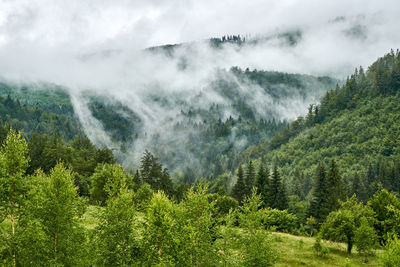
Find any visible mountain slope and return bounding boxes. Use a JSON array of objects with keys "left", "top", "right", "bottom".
[{"left": 251, "top": 50, "right": 400, "bottom": 199}]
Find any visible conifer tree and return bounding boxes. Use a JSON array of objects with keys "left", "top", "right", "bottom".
[
  {"left": 352, "top": 172, "right": 368, "bottom": 203},
  {"left": 326, "top": 159, "right": 346, "bottom": 212},
  {"left": 309, "top": 163, "right": 328, "bottom": 223},
  {"left": 268, "top": 166, "right": 287, "bottom": 210},
  {"left": 255, "top": 163, "right": 269, "bottom": 207},
  {"left": 244, "top": 161, "right": 256, "bottom": 197},
  {"left": 232, "top": 165, "right": 246, "bottom": 203}
]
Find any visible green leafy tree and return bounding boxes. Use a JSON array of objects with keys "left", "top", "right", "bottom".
[
  {"left": 0, "top": 129, "right": 29, "bottom": 266},
  {"left": 29, "top": 163, "right": 87, "bottom": 266},
  {"left": 90, "top": 163, "right": 127, "bottom": 205},
  {"left": 368, "top": 189, "right": 400, "bottom": 243},
  {"left": 320, "top": 196, "right": 376, "bottom": 254},
  {"left": 354, "top": 217, "right": 378, "bottom": 259},
  {"left": 381, "top": 235, "right": 400, "bottom": 266},
  {"left": 143, "top": 191, "right": 177, "bottom": 265},
  {"left": 176, "top": 184, "right": 217, "bottom": 266},
  {"left": 237, "top": 188, "right": 278, "bottom": 266},
  {"left": 93, "top": 189, "right": 140, "bottom": 266}
]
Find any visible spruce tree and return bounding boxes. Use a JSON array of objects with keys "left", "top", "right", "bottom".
[
  {"left": 244, "top": 161, "right": 256, "bottom": 197},
  {"left": 326, "top": 159, "right": 345, "bottom": 212},
  {"left": 268, "top": 166, "right": 287, "bottom": 210},
  {"left": 352, "top": 172, "right": 368, "bottom": 203},
  {"left": 232, "top": 165, "right": 246, "bottom": 203},
  {"left": 309, "top": 163, "right": 329, "bottom": 223},
  {"left": 255, "top": 164, "right": 269, "bottom": 207}
]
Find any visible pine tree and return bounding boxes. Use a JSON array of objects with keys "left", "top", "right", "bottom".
[
  {"left": 268, "top": 166, "right": 287, "bottom": 210},
  {"left": 232, "top": 165, "right": 246, "bottom": 203},
  {"left": 244, "top": 161, "right": 256, "bottom": 197}
]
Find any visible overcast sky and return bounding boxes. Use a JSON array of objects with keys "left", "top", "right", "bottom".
[
  {"left": 0, "top": 0, "right": 400, "bottom": 82},
  {"left": 0, "top": 0, "right": 399, "bottom": 49}
]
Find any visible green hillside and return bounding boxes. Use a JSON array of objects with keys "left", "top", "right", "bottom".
[{"left": 244, "top": 50, "right": 400, "bottom": 200}]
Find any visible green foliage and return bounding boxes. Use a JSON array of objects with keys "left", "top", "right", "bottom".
[
  {"left": 262, "top": 208, "right": 298, "bottom": 233},
  {"left": 231, "top": 164, "right": 246, "bottom": 203},
  {"left": 268, "top": 165, "right": 287, "bottom": 210},
  {"left": 0, "top": 129, "right": 29, "bottom": 266},
  {"left": 237, "top": 189, "right": 278, "bottom": 266},
  {"left": 381, "top": 235, "right": 400, "bottom": 266},
  {"left": 0, "top": 89, "right": 81, "bottom": 141},
  {"left": 139, "top": 150, "right": 173, "bottom": 196},
  {"left": 133, "top": 183, "right": 154, "bottom": 210},
  {"left": 143, "top": 191, "right": 177, "bottom": 265},
  {"left": 320, "top": 196, "right": 376, "bottom": 254},
  {"left": 92, "top": 189, "right": 140, "bottom": 266},
  {"left": 354, "top": 217, "right": 377, "bottom": 258},
  {"left": 176, "top": 185, "right": 218, "bottom": 266},
  {"left": 368, "top": 189, "right": 400, "bottom": 243},
  {"left": 90, "top": 163, "right": 128, "bottom": 205},
  {"left": 30, "top": 163, "right": 87, "bottom": 266}
]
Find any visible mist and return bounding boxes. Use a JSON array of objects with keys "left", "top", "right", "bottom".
[{"left": 0, "top": 0, "right": 400, "bottom": 172}]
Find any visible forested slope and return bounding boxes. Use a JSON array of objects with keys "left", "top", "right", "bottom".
[{"left": 249, "top": 50, "right": 400, "bottom": 200}]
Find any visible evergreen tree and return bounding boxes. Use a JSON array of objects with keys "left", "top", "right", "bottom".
[
  {"left": 268, "top": 166, "right": 287, "bottom": 210},
  {"left": 231, "top": 165, "right": 246, "bottom": 203},
  {"left": 352, "top": 172, "right": 368, "bottom": 203},
  {"left": 309, "top": 163, "right": 329, "bottom": 223},
  {"left": 244, "top": 161, "right": 256, "bottom": 197},
  {"left": 326, "top": 159, "right": 346, "bottom": 212},
  {"left": 255, "top": 163, "right": 269, "bottom": 207},
  {"left": 139, "top": 150, "right": 173, "bottom": 195}
]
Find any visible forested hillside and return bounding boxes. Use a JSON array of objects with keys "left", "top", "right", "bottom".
[{"left": 239, "top": 50, "right": 400, "bottom": 202}]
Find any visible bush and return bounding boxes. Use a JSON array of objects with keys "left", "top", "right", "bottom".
[
  {"left": 381, "top": 235, "right": 400, "bottom": 266},
  {"left": 262, "top": 208, "right": 298, "bottom": 233}
]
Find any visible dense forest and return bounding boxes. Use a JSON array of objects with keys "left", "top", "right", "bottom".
[{"left": 1, "top": 50, "right": 400, "bottom": 265}]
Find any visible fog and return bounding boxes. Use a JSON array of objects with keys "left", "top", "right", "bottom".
[{"left": 0, "top": 0, "right": 399, "bottom": 170}]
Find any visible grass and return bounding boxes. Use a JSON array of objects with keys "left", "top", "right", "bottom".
[
  {"left": 79, "top": 206, "right": 382, "bottom": 266},
  {"left": 272, "top": 232, "right": 381, "bottom": 267}
]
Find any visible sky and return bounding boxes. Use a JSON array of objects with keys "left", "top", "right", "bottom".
[{"left": 0, "top": 0, "right": 399, "bottom": 82}]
